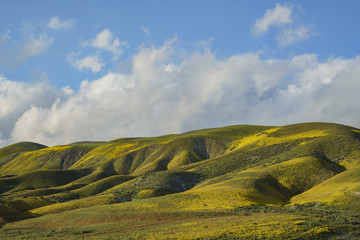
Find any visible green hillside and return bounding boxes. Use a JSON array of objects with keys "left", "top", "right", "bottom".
[
  {"left": 1, "top": 122, "right": 360, "bottom": 239},
  {"left": 0, "top": 142, "right": 48, "bottom": 159},
  {"left": 0, "top": 142, "right": 48, "bottom": 174}
]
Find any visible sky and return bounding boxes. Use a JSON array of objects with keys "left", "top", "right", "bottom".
[{"left": 1, "top": 0, "right": 360, "bottom": 147}]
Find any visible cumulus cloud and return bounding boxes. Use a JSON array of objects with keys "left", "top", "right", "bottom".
[
  {"left": 87, "top": 29, "right": 128, "bottom": 59},
  {"left": 48, "top": 16, "right": 75, "bottom": 30},
  {"left": 0, "top": 75, "right": 70, "bottom": 146},
  {"left": 67, "top": 29, "right": 128, "bottom": 72},
  {"left": 253, "top": 4, "right": 314, "bottom": 46},
  {"left": 67, "top": 54, "right": 104, "bottom": 73},
  {"left": 253, "top": 4, "right": 292, "bottom": 36},
  {"left": 1, "top": 39, "right": 360, "bottom": 146}
]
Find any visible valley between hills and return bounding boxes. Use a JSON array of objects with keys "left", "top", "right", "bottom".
[{"left": 1, "top": 122, "right": 360, "bottom": 239}]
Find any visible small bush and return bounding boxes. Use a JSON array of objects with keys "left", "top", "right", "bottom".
[{"left": 0, "top": 217, "right": 6, "bottom": 228}]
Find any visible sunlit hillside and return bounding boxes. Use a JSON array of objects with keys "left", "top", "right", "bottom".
[{"left": 1, "top": 122, "right": 360, "bottom": 239}]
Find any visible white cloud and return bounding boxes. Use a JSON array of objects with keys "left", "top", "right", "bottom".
[
  {"left": 67, "top": 54, "right": 104, "bottom": 73},
  {"left": 140, "top": 25, "right": 151, "bottom": 36},
  {"left": 88, "top": 29, "right": 128, "bottom": 59},
  {"left": 1, "top": 39, "right": 360, "bottom": 147},
  {"left": 276, "top": 25, "right": 312, "bottom": 46},
  {"left": 253, "top": 4, "right": 292, "bottom": 36},
  {"left": 0, "top": 25, "right": 54, "bottom": 67},
  {"left": 0, "top": 32, "right": 8, "bottom": 57},
  {"left": 0, "top": 75, "right": 70, "bottom": 145},
  {"left": 18, "top": 34, "right": 53, "bottom": 61},
  {"left": 66, "top": 29, "right": 128, "bottom": 72},
  {"left": 48, "top": 16, "right": 75, "bottom": 30},
  {"left": 253, "top": 4, "right": 314, "bottom": 46},
  {"left": 0, "top": 30, "right": 12, "bottom": 44}
]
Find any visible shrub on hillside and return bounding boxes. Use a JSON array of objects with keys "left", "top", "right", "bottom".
[{"left": 0, "top": 217, "right": 6, "bottom": 228}]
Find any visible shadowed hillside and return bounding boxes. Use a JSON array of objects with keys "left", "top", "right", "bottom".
[{"left": 1, "top": 122, "right": 360, "bottom": 239}]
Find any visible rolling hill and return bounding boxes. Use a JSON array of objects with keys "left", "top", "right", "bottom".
[{"left": 1, "top": 122, "right": 360, "bottom": 239}]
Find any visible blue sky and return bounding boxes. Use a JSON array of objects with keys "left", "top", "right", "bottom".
[{"left": 1, "top": 1, "right": 360, "bottom": 146}]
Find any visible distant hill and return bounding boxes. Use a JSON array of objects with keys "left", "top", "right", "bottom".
[{"left": 1, "top": 122, "right": 360, "bottom": 239}]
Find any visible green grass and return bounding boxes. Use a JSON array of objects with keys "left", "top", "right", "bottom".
[
  {"left": 291, "top": 164, "right": 360, "bottom": 209},
  {"left": 0, "top": 142, "right": 48, "bottom": 173},
  {"left": 2, "top": 205, "right": 360, "bottom": 239},
  {"left": 0, "top": 168, "right": 93, "bottom": 195},
  {"left": 0, "top": 142, "right": 47, "bottom": 159},
  {"left": 0, "top": 204, "right": 29, "bottom": 224},
  {"left": 1, "top": 122, "right": 360, "bottom": 239},
  {"left": 52, "top": 174, "right": 135, "bottom": 199},
  {"left": 0, "top": 145, "right": 98, "bottom": 176}
]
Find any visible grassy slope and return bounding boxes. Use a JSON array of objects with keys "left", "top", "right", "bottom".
[
  {"left": 1, "top": 122, "right": 360, "bottom": 239},
  {"left": 0, "top": 208, "right": 311, "bottom": 239},
  {"left": 291, "top": 164, "right": 360, "bottom": 209},
  {"left": 0, "top": 142, "right": 48, "bottom": 159},
  {"left": 0, "top": 204, "right": 28, "bottom": 223},
  {"left": 0, "top": 142, "right": 48, "bottom": 173},
  {"left": 0, "top": 144, "right": 98, "bottom": 176},
  {"left": 14, "top": 122, "right": 359, "bottom": 216},
  {"left": 0, "top": 168, "right": 92, "bottom": 194},
  {"left": 3, "top": 204, "right": 360, "bottom": 239}
]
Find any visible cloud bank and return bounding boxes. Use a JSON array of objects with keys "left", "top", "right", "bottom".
[
  {"left": 1, "top": 39, "right": 360, "bottom": 146},
  {"left": 0, "top": 75, "right": 70, "bottom": 146}
]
